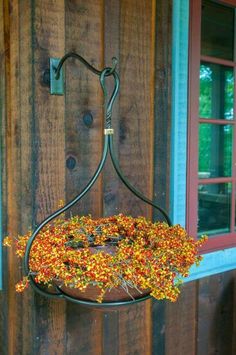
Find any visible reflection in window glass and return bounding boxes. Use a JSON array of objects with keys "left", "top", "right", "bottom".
[
  {"left": 198, "top": 183, "right": 231, "bottom": 235},
  {"left": 201, "top": 0, "right": 234, "bottom": 60},
  {"left": 198, "top": 124, "right": 232, "bottom": 178},
  {"left": 199, "top": 63, "right": 234, "bottom": 119}
]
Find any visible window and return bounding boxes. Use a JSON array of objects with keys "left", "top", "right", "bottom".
[{"left": 188, "top": 0, "right": 236, "bottom": 252}]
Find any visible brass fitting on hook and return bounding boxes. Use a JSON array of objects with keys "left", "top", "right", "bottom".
[{"left": 104, "top": 128, "right": 114, "bottom": 135}]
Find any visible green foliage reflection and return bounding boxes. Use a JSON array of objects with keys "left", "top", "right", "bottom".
[{"left": 198, "top": 64, "right": 233, "bottom": 177}]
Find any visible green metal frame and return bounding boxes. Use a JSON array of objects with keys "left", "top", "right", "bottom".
[{"left": 24, "top": 53, "right": 171, "bottom": 308}]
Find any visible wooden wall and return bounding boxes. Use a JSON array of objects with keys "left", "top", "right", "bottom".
[{"left": 1, "top": 1, "right": 236, "bottom": 354}]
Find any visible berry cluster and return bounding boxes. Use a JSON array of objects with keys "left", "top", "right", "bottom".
[{"left": 3, "top": 214, "right": 207, "bottom": 302}]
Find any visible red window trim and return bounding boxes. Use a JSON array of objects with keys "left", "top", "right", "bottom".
[
  {"left": 219, "top": 0, "right": 236, "bottom": 6},
  {"left": 187, "top": 0, "right": 236, "bottom": 253}
]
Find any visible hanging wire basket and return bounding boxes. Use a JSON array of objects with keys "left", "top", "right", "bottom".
[{"left": 3, "top": 53, "right": 205, "bottom": 308}]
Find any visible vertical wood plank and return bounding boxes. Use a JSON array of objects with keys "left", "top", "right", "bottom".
[
  {"left": 64, "top": 1, "right": 104, "bottom": 354},
  {"left": 165, "top": 282, "right": 197, "bottom": 355},
  {"left": 102, "top": 1, "right": 121, "bottom": 353},
  {"left": 18, "top": 1, "right": 36, "bottom": 354},
  {"left": 117, "top": 0, "right": 155, "bottom": 353},
  {"left": 64, "top": 0, "right": 104, "bottom": 217},
  {"left": 103, "top": 0, "right": 120, "bottom": 218},
  {"left": 214, "top": 272, "right": 235, "bottom": 355},
  {"left": 152, "top": 2, "right": 172, "bottom": 353},
  {"left": 152, "top": 300, "right": 166, "bottom": 355},
  {"left": 118, "top": 303, "right": 152, "bottom": 355},
  {"left": 5, "top": 1, "right": 23, "bottom": 353},
  {"left": 103, "top": 310, "right": 119, "bottom": 355},
  {"left": 197, "top": 272, "right": 235, "bottom": 355},
  {"left": 66, "top": 305, "right": 103, "bottom": 355},
  {"left": 33, "top": 1, "right": 66, "bottom": 354},
  {"left": 0, "top": 0, "right": 8, "bottom": 353},
  {"left": 153, "top": 0, "right": 172, "bottom": 220},
  {"left": 118, "top": 0, "right": 155, "bottom": 217}
]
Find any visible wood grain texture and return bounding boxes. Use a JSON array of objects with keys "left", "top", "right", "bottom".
[
  {"left": 152, "top": 300, "right": 166, "bottom": 355},
  {"left": 215, "top": 273, "right": 235, "bottom": 355},
  {"left": 5, "top": 1, "right": 24, "bottom": 354},
  {"left": 102, "top": 310, "right": 119, "bottom": 355},
  {"left": 118, "top": 0, "right": 155, "bottom": 218},
  {"left": 0, "top": 1, "right": 8, "bottom": 354},
  {"left": 103, "top": 0, "right": 121, "bottom": 218},
  {"left": 33, "top": 0, "right": 66, "bottom": 354},
  {"left": 102, "top": 1, "right": 121, "bottom": 353},
  {"left": 66, "top": 305, "right": 103, "bottom": 355},
  {"left": 18, "top": 1, "right": 36, "bottom": 354},
  {"left": 64, "top": 1, "right": 104, "bottom": 354},
  {"left": 153, "top": 0, "right": 172, "bottom": 221},
  {"left": 117, "top": 1, "right": 155, "bottom": 354},
  {"left": 165, "top": 282, "right": 197, "bottom": 355},
  {"left": 152, "top": 2, "right": 172, "bottom": 353},
  {"left": 197, "top": 272, "right": 235, "bottom": 355},
  {"left": 118, "top": 302, "right": 152, "bottom": 355},
  {"left": 64, "top": 0, "right": 104, "bottom": 218}
]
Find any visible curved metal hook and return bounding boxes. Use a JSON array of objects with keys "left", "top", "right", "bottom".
[
  {"left": 100, "top": 68, "right": 120, "bottom": 129},
  {"left": 54, "top": 52, "right": 118, "bottom": 80}
]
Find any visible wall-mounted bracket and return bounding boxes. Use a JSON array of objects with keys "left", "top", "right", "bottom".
[{"left": 50, "top": 58, "right": 64, "bottom": 95}]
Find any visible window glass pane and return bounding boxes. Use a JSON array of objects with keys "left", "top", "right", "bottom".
[
  {"left": 198, "top": 124, "right": 232, "bottom": 178},
  {"left": 198, "top": 183, "right": 231, "bottom": 235},
  {"left": 199, "top": 63, "right": 234, "bottom": 120},
  {"left": 201, "top": 0, "right": 234, "bottom": 60}
]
